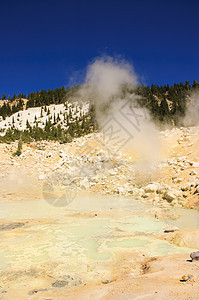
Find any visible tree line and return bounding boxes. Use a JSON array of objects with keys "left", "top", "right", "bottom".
[
  {"left": 135, "top": 80, "right": 199, "bottom": 126},
  {"left": 0, "top": 103, "right": 97, "bottom": 143},
  {"left": 0, "top": 80, "right": 198, "bottom": 143}
]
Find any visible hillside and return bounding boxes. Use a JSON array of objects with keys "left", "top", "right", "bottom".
[
  {"left": 0, "top": 126, "right": 199, "bottom": 209},
  {"left": 0, "top": 80, "right": 198, "bottom": 143},
  {"left": 0, "top": 102, "right": 89, "bottom": 132}
]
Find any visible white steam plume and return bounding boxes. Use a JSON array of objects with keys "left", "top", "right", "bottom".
[
  {"left": 85, "top": 56, "right": 137, "bottom": 99},
  {"left": 76, "top": 56, "right": 161, "bottom": 166}
]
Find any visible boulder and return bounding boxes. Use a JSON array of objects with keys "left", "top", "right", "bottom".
[
  {"left": 190, "top": 251, "right": 199, "bottom": 261},
  {"left": 163, "top": 190, "right": 176, "bottom": 202},
  {"left": 144, "top": 183, "right": 159, "bottom": 193},
  {"left": 190, "top": 170, "right": 197, "bottom": 176},
  {"left": 156, "top": 185, "right": 168, "bottom": 194},
  {"left": 181, "top": 183, "right": 192, "bottom": 191}
]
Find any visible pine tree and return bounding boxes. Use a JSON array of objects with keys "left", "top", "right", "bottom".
[
  {"left": 192, "top": 80, "right": 199, "bottom": 88},
  {"left": 185, "top": 81, "right": 191, "bottom": 90},
  {"left": 13, "top": 139, "right": 23, "bottom": 156},
  {"left": 159, "top": 96, "right": 170, "bottom": 122},
  {"left": 26, "top": 119, "right": 30, "bottom": 129}
]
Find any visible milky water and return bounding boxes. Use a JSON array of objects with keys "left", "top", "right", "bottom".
[{"left": 0, "top": 194, "right": 198, "bottom": 281}]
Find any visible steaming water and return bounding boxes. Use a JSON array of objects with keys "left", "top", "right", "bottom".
[{"left": 0, "top": 194, "right": 198, "bottom": 282}]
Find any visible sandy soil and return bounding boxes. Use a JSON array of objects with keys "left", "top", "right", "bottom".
[{"left": 2, "top": 253, "right": 199, "bottom": 300}]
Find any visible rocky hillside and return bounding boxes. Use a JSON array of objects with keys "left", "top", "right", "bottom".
[{"left": 0, "top": 126, "right": 198, "bottom": 209}]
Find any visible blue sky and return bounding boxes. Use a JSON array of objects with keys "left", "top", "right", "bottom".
[{"left": 0, "top": 0, "right": 198, "bottom": 97}]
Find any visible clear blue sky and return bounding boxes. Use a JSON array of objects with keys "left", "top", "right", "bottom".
[{"left": 0, "top": 0, "right": 198, "bottom": 97}]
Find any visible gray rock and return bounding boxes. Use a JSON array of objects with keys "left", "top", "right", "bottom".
[
  {"left": 56, "top": 275, "right": 82, "bottom": 287},
  {"left": 190, "top": 251, "right": 199, "bottom": 261},
  {"left": 0, "top": 222, "right": 25, "bottom": 231},
  {"left": 164, "top": 226, "right": 179, "bottom": 233},
  {"left": 52, "top": 280, "right": 69, "bottom": 288}
]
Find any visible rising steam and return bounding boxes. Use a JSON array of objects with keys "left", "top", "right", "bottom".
[{"left": 75, "top": 56, "right": 161, "bottom": 166}]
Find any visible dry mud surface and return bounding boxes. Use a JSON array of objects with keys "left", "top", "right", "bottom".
[{"left": 0, "top": 126, "right": 199, "bottom": 299}]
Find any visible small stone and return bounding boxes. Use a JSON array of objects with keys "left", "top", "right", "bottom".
[
  {"left": 102, "top": 279, "right": 112, "bottom": 284},
  {"left": 190, "top": 170, "right": 197, "bottom": 176},
  {"left": 164, "top": 226, "right": 179, "bottom": 233},
  {"left": 181, "top": 183, "right": 192, "bottom": 191},
  {"left": 180, "top": 274, "right": 193, "bottom": 282},
  {"left": 28, "top": 288, "right": 48, "bottom": 295},
  {"left": 190, "top": 251, "right": 199, "bottom": 261},
  {"left": 142, "top": 193, "right": 149, "bottom": 198},
  {"left": 52, "top": 280, "right": 69, "bottom": 288}
]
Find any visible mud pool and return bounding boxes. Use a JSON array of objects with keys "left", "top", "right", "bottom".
[{"left": 0, "top": 194, "right": 199, "bottom": 287}]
